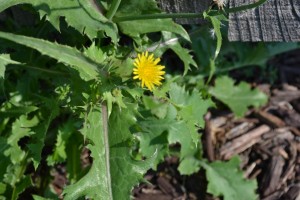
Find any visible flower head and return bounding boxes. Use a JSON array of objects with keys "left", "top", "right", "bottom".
[
  {"left": 213, "top": 0, "right": 227, "bottom": 9},
  {"left": 133, "top": 51, "right": 165, "bottom": 91}
]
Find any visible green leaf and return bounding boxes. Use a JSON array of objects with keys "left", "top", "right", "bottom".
[
  {"left": 0, "top": 31, "right": 104, "bottom": 81},
  {"left": 11, "top": 176, "right": 32, "bottom": 200},
  {"left": 0, "top": 0, "right": 118, "bottom": 42},
  {"left": 103, "top": 89, "right": 127, "bottom": 117},
  {"left": 66, "top": 132, "right": 83, "bottom": 184},
  {"left": 203, "top": 157, "right": 258, "bottom": 200},
  {"left": 0, "top": 138, "right": 10, "bottom": 181},
  {"left": 169, "top": 83, "right": 189, "bottom": 106},
  {"left": 28, "top": 99, "right": 59, "bottom": 169},
  {"left": 0, "top": 54, "right": 22, "bottom": 80},
  {"left": 203, "top": 13, "right": 225, "bottom": 82},
  {"left": 168, "top": 121, "right": 197, "bottom": 159},
  {"left": 118, "top": 19, "right": 189, "bottom": 42},
  {"left": 0, "top": 182, "right": 6, "bottom": 195},
  {"left": 84, "top": 43, "right": 107, "bottom": 64},
  {"left": 143, "top": 95, "right": 168, "bottom": 119},
  {"left": 0, "top": 103, "right": 38, "bottom": 118},
  {"left": 138, "top": 118, "right": 171, "bottom": 168},
  {"left": 47, "top": 120, "right": 76, "bottom": 166},
  {"left": 158, "top": 32, "right": 197, "bottom": 75},
  {"left": 63, "top": 106, "right": 111, "bottom": 199},
  {"left": 209, "top": 76, "right": 268, "bottom": 117},
  {"left": 32, "top": 195, "right": 52, "bottom": 200},
  {"left": 63, "top": 104, "right": 155, "bottom": 199},
  {"left": 139, "top": 84, "right": 212, "bottom": 174},
  {"left": 116, "top": 0, "right": 189, "bottom": 42},
  {"left": 178, "top": 156, "right": 201, "bottom": 175},
  {"left": 169, "top": 83, "right": 214, "bottom": 128},
  {"left": 4, "top": 115, "right": 39, "bottom": 164},
  {"left": 109, "top": 105, "right": 156, "bottom": 199}
]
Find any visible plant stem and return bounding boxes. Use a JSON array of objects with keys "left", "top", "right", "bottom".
[
  {"left": 114, "top": 0, "right": 267, "bottom": 22},
  {"left": 114, "top": 12, "right": 203, "bottom": 22},
  {"left": 227, "top": 0, "right": 267, "bottom": 13},
  {"left": 106, "top": 0, "right": 122, "bottom": 21},
  {"left": 101, "top": 102, "right": 113, "bottom": 200},
  {"left": 209, "top": 0, "right": 268, "bottom": 16}
]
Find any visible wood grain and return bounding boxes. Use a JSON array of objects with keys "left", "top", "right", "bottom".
[
  {"left": 156, "top": 0, "right": 210, "bottom": 24},
  {"left": 229, "top": 0, "right": 300, "bottom": 41}
]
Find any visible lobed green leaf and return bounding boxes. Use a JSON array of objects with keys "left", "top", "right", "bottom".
[
  {"left": 209, "top": 76, "right": 268, "bottom": 117},
  {"left": 203, "top": 157, "right": 258, "bottom": 200}
]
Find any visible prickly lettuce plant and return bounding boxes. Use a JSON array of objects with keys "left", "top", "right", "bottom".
[{"left": 0, "top": 0, "right": 271, "bottom": 199}]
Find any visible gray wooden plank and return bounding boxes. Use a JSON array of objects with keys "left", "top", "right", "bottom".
[
  {"left": 157, "top": 0, "right": 210, "bottom": 24},
  {"left": 229, "top": 0, "right": 300, "bottom": 41}
]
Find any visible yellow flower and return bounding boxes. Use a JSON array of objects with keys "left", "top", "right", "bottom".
[{"left": 133, "top": 52, "right": 165, "bottom": 91}]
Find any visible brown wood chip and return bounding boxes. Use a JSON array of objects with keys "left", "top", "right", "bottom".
[
  {"left": 221, "top": 125, "right": 271, "bottom": 160},
  {"left": 255, "top": 110, "right": 286, "bottom": 128},
  {"left": 261, "top": 156, "right": 285, "bottom": 196}
]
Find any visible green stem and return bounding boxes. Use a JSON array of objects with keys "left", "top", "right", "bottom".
[
  {"left": 114, "top": 0, "right": 267, "bottom": 22},
  {"left": 11, "top": 155, "right": 28, "bottom": 200},
  {"left": 101, "top": 102, "right": 113, "bottom": 200},
  {"left": 209, "top": 0, "right": 268, "bottom": 16},
  {"left": 227, "top": 0, "right": 267, "bottom": 13},
  {"left": 106, "top": 0, "right": 122, "bottom": 21},
  {"left": 114, "top": 12, "right": 203, "bottom": 22}
]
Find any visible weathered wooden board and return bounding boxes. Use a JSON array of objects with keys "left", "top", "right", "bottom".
[
  {"left": 229, "top": 0, "right": 300, "bottom": 41},
  {"left": 156, "top": 0, "right": 210, "bottom": 24}
]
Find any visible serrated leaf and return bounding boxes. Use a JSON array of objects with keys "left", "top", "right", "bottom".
[
  {"left": 0, "top": 54, "right": 21, "bottom": 80},
  {"left": 47, "top": 120, "right": 76, "bottom": 166},
  {"left": 203, "top": 157, "right": 258, "bottom": 200},
  {"left": 0, "top": 31, "right": 104, "bottom": 81},
  {"left": 103, "top": 89, "right": 126, "bottom": 117},
  {"left": 203, "top": 13, "right": 226, "bottom": 82},
  {"left": 0, "top": 103, "right": 38, "bottom": 118},
  {"left": 209, "top": 76, "right": 268, "bottom": 117},
  {"left": 63, "top": 104, "right": 155, "bottom": 199},
  {"left": 169, "top": 83, "right": 214, "bottom": 128},
  {"left": 118, "top": 19, "right": 189, "bottom": 42},
  {"left": 143, "top": 96, "right": 168, "bottom": 119},
  {"left": 28, "top": 99, "right": 59, "bottom": 169},
  {"left": 138, "top": 118, "right": 170, "bottom": 168},
  {"left": 115, "top": 0, "right": 189, "bottom": 42},
  {"left": 0, "top": 0, "right": 118, "bottom": 42},
  {"left": 84, "top": 42, "right": 107, "bottom": 64},
  {"left": 168, "top": 121, "right": 197, "bottom": 160},
  {"left": 140, "top": 85, "right": 212, "bottom": 174},
  {"left": 63, "top": 106, "right": 111, "bottom": 199},
  {"left": 178, "top": 91, "right": 214, "bottom": 129},
  {"left": 159, "top": 32, "right": 197, "bottom": 75},
  {"left": 169, "top": 83, "right": 189, "bottom": 106},
  {"left": 4, "top": 115, "right": 39, "bottom": 164}
]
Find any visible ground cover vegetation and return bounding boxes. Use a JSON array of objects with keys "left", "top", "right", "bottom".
[{"left": 0, "top": 0, "right": 299, "bottom": 199}]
